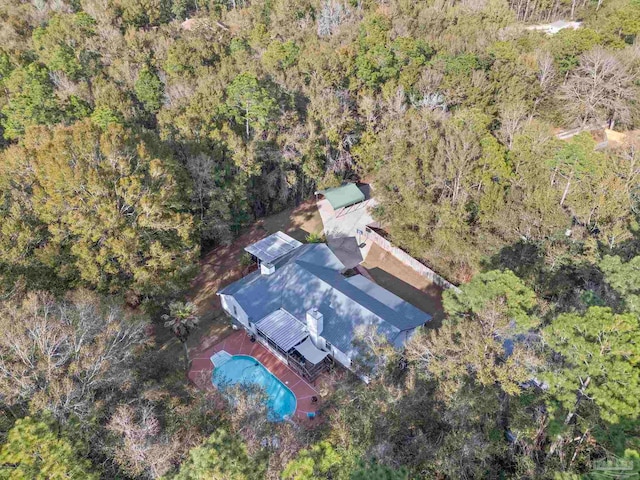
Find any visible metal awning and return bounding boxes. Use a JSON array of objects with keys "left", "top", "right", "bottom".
[
  {"left": 244, "top": 231, "right": 302, "bottom": 265},
  {"left": 319, "top": 183, "right": 365, "bottom": 210},
  {"left": 255, "top": 309, "right": 308, "bottom": 352},
  {"left": 294, "top": 337, "right": 329, "bottom": 365}
]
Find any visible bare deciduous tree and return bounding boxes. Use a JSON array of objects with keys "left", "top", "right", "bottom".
[
  {"left": 533, "top": 50, "right": 556, "bottom": 109},
  {"left": 107, "top": 403, "right": 183, "bottom": 479},
  {"left": 559, "top": 48, "right": 638, "bottom": 129},
  {"left": 434, "top": 121, "right": 482, "bottom": 205},
  {"left": 498, "top": 102, "right": 529, "bottom": 149},
  {"left": 0, "top": 290, "right": 147, "bottom": 420},
  {"left": 317, "top": 0, "right": 352, "bottom": 37}
]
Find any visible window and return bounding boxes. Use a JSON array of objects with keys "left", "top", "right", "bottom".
[
  {"left": 325, "top": 341, "right": 332, "bottom": 350},
  {"left": 233, "top": 305, "right": 237, "bottom": 316}
]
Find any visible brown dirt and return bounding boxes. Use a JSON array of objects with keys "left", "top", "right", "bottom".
[
  {"left": 260, "top": 199, "right": 324, "bottom": 243},
  {"left": 185, "top": 199, "right": 323, "bottom": 350},
  {"left": 362, "top": 243, "right": 445, "bottom": 329}
]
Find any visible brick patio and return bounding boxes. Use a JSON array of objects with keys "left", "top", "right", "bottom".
[{"left": 189, "top": 329, "right": 321, "bottom": 422}]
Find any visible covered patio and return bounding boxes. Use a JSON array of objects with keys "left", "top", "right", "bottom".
[
  {"left": 244, "top": 231, "right": 302, "bottom": 266},
  {"left": 254, "top": 309, "right": 330, "bottom": 382}
]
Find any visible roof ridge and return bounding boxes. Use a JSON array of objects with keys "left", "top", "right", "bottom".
[{"left": 293, "top": 259, "right": 407, "bottom": 333}]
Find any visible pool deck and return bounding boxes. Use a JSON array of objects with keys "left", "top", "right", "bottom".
[{"left": 189, "top": 330, "right": 321, "bottom": 422}]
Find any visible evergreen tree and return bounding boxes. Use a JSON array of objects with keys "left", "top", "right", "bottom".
[
  {"left": 173, "top": 429, "right": 265, "bottom": 480},
  {"left": 543, "top": 307, "right": 640, "bottom": 424},
  {"left": 135, "top": 67, "right": 164, "bottom": 113},
  {"left": 0, "top": 416, "right": 98, "bottom": 479},
  {"left": 0, "top": 121, "right": 198, "bottom": 297},
  {"left": 225, "top": 73, "right": 278, "bottom": 138}
]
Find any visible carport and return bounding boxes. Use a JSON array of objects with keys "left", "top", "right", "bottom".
[
  {"left": 316, "top": 183, "right": 375, "bottom": 268},
  {"left": 317, "top": 184, "right": 365, "bottom": 216}
]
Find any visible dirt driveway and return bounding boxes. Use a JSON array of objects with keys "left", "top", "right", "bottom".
[
  {"left": 186, "top": 200, "right": 323, "bottom": 351},
  {"left": 362, "top": 243, "right": 445, "bottom": 328}
]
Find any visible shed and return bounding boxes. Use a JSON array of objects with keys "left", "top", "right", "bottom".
[{"left": 319, "top": 184, "right": 365, "bottom": 211}]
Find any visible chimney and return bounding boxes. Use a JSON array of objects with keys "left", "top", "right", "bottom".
[
  {"left": 260, "top": 262, "right": 275, "bottom": 275},
  {"left": 306, "top": 308, "right": 325, "bottom": 349}
]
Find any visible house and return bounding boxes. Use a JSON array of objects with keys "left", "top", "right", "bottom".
[{"left": 217, "top": 232, "right": 432, "bottom": 380}]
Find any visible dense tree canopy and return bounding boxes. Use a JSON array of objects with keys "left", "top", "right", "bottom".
[
  {"left": 0, "top": 121, "right": 198, "bottom": 297},
  {"left": 0, "top": 290, "right": 148, "bottom": 418},
  {"left": 0, "top": 417, "right": 98, "bottom": 480},
  {"left": 543, "top": 307, "right": 640, "bottom": 424},
  {"left": 0, "top": 0, "right": 639, "bottom": 478}
]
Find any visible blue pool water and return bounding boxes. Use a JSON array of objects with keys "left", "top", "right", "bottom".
[{"left": 212, "top": 354, "right": 296, "bottom": 421}]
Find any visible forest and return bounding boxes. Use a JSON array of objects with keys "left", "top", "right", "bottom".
[{"left": 0, "top": 0, "right": 639, "bottom": 478}]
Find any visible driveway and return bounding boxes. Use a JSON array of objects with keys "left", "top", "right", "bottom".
[{"left": 317, "top": 185, "right": 376, "bottom": 268}]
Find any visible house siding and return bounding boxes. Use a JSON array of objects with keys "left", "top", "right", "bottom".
[
  {"left": 220, "top": 295, "right": 256, "bottom": 333},
  {"left": 330, "top": 345, "right": 352, "bottom": 368}
]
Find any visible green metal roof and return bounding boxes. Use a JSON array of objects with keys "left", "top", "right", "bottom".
[{"left": 320, "top": 184, "right": 365, "bottom": 210}]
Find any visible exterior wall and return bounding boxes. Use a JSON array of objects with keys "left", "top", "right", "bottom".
[
  {"left": 219, "top": 294, "right": 255, "bottom": 333},
  {"left": 313, "top": 335, "right": 326, "bottom": 350},
  {"left": 330, "top": 346, "right": 352, "bottom": 369},
  {"left": 364, "top": 227, "right": 460, "bottom": 293}
]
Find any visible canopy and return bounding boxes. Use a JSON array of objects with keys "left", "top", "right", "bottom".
[
  {"left": 320, "top": 184, "right": 365, "bottom": 210},
  {"left": 255, "top": 309, "right": 308, "bottom": 352},
  {"left": 245, "top": 231, "right": 302, "bottom": 265},
  {"left": 294, "top": 337, "right": 329, "bottom": 364}
]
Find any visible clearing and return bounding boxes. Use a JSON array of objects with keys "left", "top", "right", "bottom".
[
  {"left": 362, "top": 243, "right": 445, "bottom": 328},
  {"left": 185, "top": 200, "right": 323, "bottom": 352}
]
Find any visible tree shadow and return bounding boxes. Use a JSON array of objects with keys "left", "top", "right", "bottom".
[
  {"left": 483, "top": 240, "right": 545, "bottom": 285},
  {"left": 485, "top": 239, "right": 615, "bottom": 315},
  {"left": 365, "top": 266, "right": 445, "bottom": 328}
]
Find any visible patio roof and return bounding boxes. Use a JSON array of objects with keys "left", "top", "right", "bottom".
[
  {"left": 255, "top": 309, "right": 308, "bottom": 352},
  {"left": 319, "top": 183, "right": 365, "bottom": 210},
  {"left": 294, "top": 337, "right": 329, "bottom": 365},
  {"left": 244, "top": 231, "right": 303, "bottom": 265}
]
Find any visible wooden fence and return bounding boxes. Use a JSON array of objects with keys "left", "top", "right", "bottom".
[{"left": 363, "top": 227, "right": 461, "bottom": 293}]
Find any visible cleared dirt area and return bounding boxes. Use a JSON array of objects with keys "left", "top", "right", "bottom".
[
  {"left": 362, "top": 243, "right": 445, "bottom": 328},
  {"left": 186, "top": 200, "right": 323, "bottom": 351}
]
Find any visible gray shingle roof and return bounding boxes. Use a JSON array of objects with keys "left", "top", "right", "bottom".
[{"left": 218, "top": 243, "right": 432, "bottom": 355}]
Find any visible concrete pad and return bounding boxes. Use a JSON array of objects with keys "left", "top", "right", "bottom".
[{"left": 317, "top": 185, "right": 377, "bottom": 268}]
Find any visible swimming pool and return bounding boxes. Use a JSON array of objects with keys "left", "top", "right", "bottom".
[{"left": 212, "top": 354, "right": 297, "bottom": 421}]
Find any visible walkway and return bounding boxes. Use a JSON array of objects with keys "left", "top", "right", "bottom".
[{"left": 189, "top": 330, "right": 321, "bottom": 422}]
